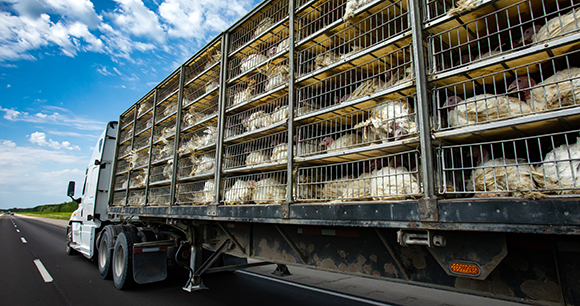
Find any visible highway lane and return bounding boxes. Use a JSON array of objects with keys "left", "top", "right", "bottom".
[{"left": 0, "top": 214, "right": 380, "bottom": 306}]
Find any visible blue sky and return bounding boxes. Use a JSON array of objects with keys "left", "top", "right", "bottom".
[{"left": 0, "top": 0, "right": 258, "bottom": 209}]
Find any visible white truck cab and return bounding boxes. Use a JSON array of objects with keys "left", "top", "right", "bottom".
[{"left": 67, "top": 122, "right": 118, "bottom": 258}]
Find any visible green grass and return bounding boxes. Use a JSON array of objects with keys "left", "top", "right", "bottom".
[{"left": 20, "top": 212, "right": 73, "bottom": 220}]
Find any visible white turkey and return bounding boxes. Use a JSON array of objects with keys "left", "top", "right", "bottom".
[
  {"left": 270, "top": 105, "right": 289, "bottom": 123},
  {"left": 508, "top": 69, "right": 580, "bottom": 112},
  {"left": 161, "top": 102, "right": 178, "bottom": 118},
  {"left": 245, "top": 145, "right": 271, "bottom": 166},
  {"left": 314, "top": 51, "right": 340, "bottom": 70},
  {"left": 127, "top": 149, "right": 149, "bottom": 170},
  {"left": 129, "top": 169, "right": 148, "bottom": 188},
  {"left": 240, "top": 54, "right": 268, "bottom": 73},
  {"left": 521, "top": 9, "right": 580, "bottom": 44},
  {"left": 157, "top": 126, "right": 175, "bottom": 144},
  {"left": 346, "top": 78, "right": 387, "bottom": 102},
  {"left": 182, "top": 109, "right": 205, "bottom": 128},
  {"left": 444, "top": 94, "right": 533, "bottom": 127},
  {"left": 296, "top": 101, "right": 319, "bottom": 116},
  {"left": 138, "top": 102, "right": 152, "bottom": 116},
  {"left": 466, "top": 147, "right": 543, "bottom": 198},
  {"left": 263, "top": 65, "right": 289, "bottom": 92},
  {"left": 204, "top": 51, "right": 221, "bottom": 70},
  {"left": 320, "top": 175, "right": 353, "bottom": 200},
  {"left": 189, "top": 154, "right": 215, "bottom": 176},
  {"left": 205, "top": 79, "right": 219, "bottom": 93},
  {"left": 294, "top": 172, "right": 323, "bottom": 201},
  {"left": 270, "top": 138, "right": 290, "bottom": 162},
  {"left": 232, "top": 79, "right": 256, "bottom": 106},
  {"left": 389, "top": 66, "right": 414, "bottom": 87},
  {"left": 202, "top": 180, "right": 215, "bottom": 204},
  {"left": 267, "top": 38, "right": 290, "bottom": 57},
  {"left": 447, "top": 0, "right": 483, "bottom": 16},
  {"left": 370, "top": 165, "right": 421, "bottom": 200},
  {"left": 198, "top": 125, "right": 217, "bottom": 147},
  {"left": 177, "top": 135, "right": 201, "bottom": 156},
  {"left": 223, "top": 180, "right": 256, "bottom": 205},
  {"left": 343, "top": 0, "right": 375, "bottom": 25},
  {"left": 252, "top": 177, "right": 287, "bottom": 204},
  {"left": 162, "top": 160, "right": 173, "bottom": 180},
  {"left": 254, "top": 17, "right": 274, "bottom": 37},
  {"left": 341, "top": 170, "right": 375, "bottom": 201},
  {"left": 320, "top": 133, "right": 365, "bottom": 153},
  {"left": 354, "top": 98, "right": 417, "bottom": 143},
  {"left": 127, "top": 194, "right": 146, "bottom": 206},
  {"left": 243, "top": 110, "right": 272, "bottom": 132},
  {"left": 533, "top": 138, "right": 580, "bottom": 194}
]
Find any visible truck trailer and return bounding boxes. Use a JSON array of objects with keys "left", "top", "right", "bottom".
[{"left": 66, "top": 0, "right": 580, "bottom": 304}]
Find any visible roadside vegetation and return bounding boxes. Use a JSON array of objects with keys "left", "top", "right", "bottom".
[{"left": 3, "top": 201, "right": 77, "bottom": 220}]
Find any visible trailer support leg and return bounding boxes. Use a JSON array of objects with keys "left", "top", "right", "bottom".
[
  {"left": 183, "top": 241, "right": 207, "bottom": 292},
  {"left": 272, "top": 264, "right": 291, "bottom": 277}
]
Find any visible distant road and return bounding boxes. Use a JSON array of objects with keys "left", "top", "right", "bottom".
[{"left": 0, "top": 214, "right": 525, "bottom": 306}]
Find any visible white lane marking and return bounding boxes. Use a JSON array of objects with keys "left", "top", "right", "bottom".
[
  {"left": 236, "top": 270, "right": 394, "bottom": 306},
  {"left": 16, "top": 229, "right": 20, "bottom": 233},
  {"left": 33, "top": 259, "right": 54, "bottom": 283},
  {"left": 21, "top": 237, "right": 27, "bottom": 244}
]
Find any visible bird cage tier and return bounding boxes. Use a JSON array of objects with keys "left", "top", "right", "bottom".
[
  {"left": 136, "top": 93, "right": 155, "bottom": 118},
  {"left": 224, "top": 94, "right": 289, "bottom": 140},
  {"left": 114, "top": 174, "right": 128, "bottom": 191},
  {"left": 128, "top": 189, "right": 147, "bottom": 206},
  {"left": 182, "top": 66, "right": 221, "bottom": 108},
  {"left": 437, "top": 129, "right": 580, "bottom": 198},
  {"left": 181, "top": 94, "right": 219, "bottom": 132},
  {"left": 155, "top": 96, "right": 179, "bottom": 124},
  {"left": 112, "top": 191, "right": 126, "bottom": 207},
  {"left": 434, "top": 49, "right": 580, "bottom": 134},
  {"left": 226, "top": 60, "right": 291, "bottom": 110},
  {"left": 149, "top": 162, "right": 173, "bottom": 184},
  {"left": 228, "top": 26, "right": 290, "bottom": 81},
  {"left": 296, "top": 0, "right": 410, "bottom": 77},
  {"left": 178, "top": 123, "right": 218, "bottom": 156},
  {"left": 148, "top": 186, "right": 171, "bottom": 206},
  {"left": 222, "top": 170, "right": 288, "bottom": 205},
  {"left": 228, "top": 0, "right": 290, "bottom": 55},
  {"left": 119, "top": 106, "right": 135, "bottom": 130},
  {"left": 177, "top": 149, "right": 216, "bottom": 180},
  {"left": 118, "top": 123, "right": 133, "bottom": 144},
  {"left": 132, "top": 129, "right": 151, "bottom": 153},
  {"left": 134, "top": 110, "right": 153, "bottom": 134},
  {"left": 176, "top": 180, "right": 215, "bottom": 205},
  {"left": 184, "top": 39, "right": 222, "bottom": 84},
  {"left": 426, "top": 0, "right": 580, "bottom": 78},
  {"left": 223, "top": 130, "right": 289, "bottom": 171},
  {"left": 128, "top": 168, "right": 148, "bottom": 189},
  {"left": 296, "top": 94, "right": 420, "bottom": 160},
  {"left": 296, "top": 43, "right": 414, "bottom": 119},
  {"left": 157, "top": 72, "right": 181, "bottom": 106},
  {"left": 296, "top": 151, "right": 422, "bottom": 202}
]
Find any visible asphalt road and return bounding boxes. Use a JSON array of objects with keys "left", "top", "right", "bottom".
[
  {"left": 0, "top": 214, "right": 375, "bottom": 306},
  {"left": 0, "top": 214, "right": 526, "bottom": 306}
]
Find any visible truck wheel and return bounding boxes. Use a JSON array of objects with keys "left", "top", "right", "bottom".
[
  {"left": 98, "top": 227, "right": 114, "bottom": 279},
  {"left": 66, "top": 226, "right": 77, "bottom": 255},
  {"left": 112, "top": 231, "right": 138, "bottom": 289}
]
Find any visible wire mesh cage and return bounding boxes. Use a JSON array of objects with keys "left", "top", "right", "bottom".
[
  {"left": 158, "top": 73, "right": 181, "bottom": 104},
  {"left": 128, "top": 189, "right": 146, "bottom": 206},
  {"left": 222, "top": 170, "right": 287, "bottom": 205},
  {"left": 129, "top": 169, "right": 148, "bottom": 189},
  {"left": 135, "top": 111, "right": 153, "bottom": 134},
  {"left": 434, "top": 49, "right": 580, "bottom": 131},
  {"left": 228, "top": 26, "right": 290, "bottom": 80},
  {"left": 155, "top": 99, "right": 179, "bottom": 123},
  {"left": 296, "top": 151, "right": 422, "bottom": 202},
  {"left": 176, "top": 180, "right": 215, "bottom": 205},
  {"left": 119, "top": 107, "right": 135, "bottom": 128},
  {"left": 297, "top": 94, "right": 418, "bottom": 157},
  {"left": 184, "top": 40, "right": 222, "bottom": 84},
  {"left": 224, "top": 131, "right": 288, "bottom": 170},
  {"left": 296, "top": 43, "right": 413, "bottom": 116},
  {"left": 178, "top": 149, "right": 216, "bottom": 178},
  {"left": 150, "top": 161, "right": 173, "bottom": 183},
  {"left": 126, "top": 148, "right": 149, "bottom": 170},
  {"left": 227, "top": 61, "right": 290, "bottom": 109},
  {"left": 228, "top": 0, "right": 290, "bottom": 54},
  {"left": 119, "top": 125, "right": 133, "bottom": 144},
  {"left": 112, "top": 191, "right": 126, "bottom": 206},
  {"left": 297, "top": 0, "right": 409, "bottom": 76},
  {"left": 151, "top": 139, "right": 174, "bottom": 163},
  {"left": 153, "top": 117, "right": 176, "bottom": 144},
  {"left": 117, "top": 143, "right": 132, "bottom": 159},
  {"left": 296, "top": 0, "right": 348, "bottom": 41},
  {"left": 225, "top": 94, "right": 289, "bottom": 139},
  {"left": 137, "top": 94, "right": 155, "bottom": 118},
  {"left": 148, "top": 186, "right": 171, "bottom": 206},
  {"left": 428, "top": 0, "right": 580, "bottom": 74},
  {"left": 133, "top": 130, "right": 151, "bottom": 152},
  {"left": 178, "top": 123, "right": 218, "bottom": 156},
  {"left": 116, "top": 158, "right": 129, "bottom": 174},
  {"left": 183, "top": 68, "right": 221, "bottom": 105},
  {"left": 114, "top": 174, "right": 128, "bottom": 190},
  {"left": 437, "top": 129, "right": 580, "bottom": 198},
  {"left": 182, "top": 95, "right": 219, "bottom": 130}
]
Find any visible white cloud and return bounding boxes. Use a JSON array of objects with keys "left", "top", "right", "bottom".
[
  {"left": 0, "top": 105, "right": 105, "bottom": 131},
  {"left": 48, "top": 130, "right": 100, "bottom": 139},
  {"left": 107, "top": 0, "right": 166, "bottom": 43},
  {"left": 28, "top": 131, "right": 81, "bottom": 150},
  {"left": 6, "top": 84, "right": 10, "bottom": 88},
  {"left": 0, "top": 138, "right": 82, "bottom": 166},
  {"left": 96, "top": 65, "right": 114, "bottom": 76}
]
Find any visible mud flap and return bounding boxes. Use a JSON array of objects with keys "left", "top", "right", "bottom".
[{"left": 133, "top": 249, "right": 168, "bottom": 284}]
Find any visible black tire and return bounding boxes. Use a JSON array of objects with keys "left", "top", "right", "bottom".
[
  {"left": 138, "top": 229, "right": 156, "bottom": 242},
  {"left": 98, "top": 227, "right": 114, "bottom": 279},
  {"left": 112, "top": 231, "right": 138, "bottom": 289},
  {"left": 66, "top": 226, "right": 78, "bottom": 255}
]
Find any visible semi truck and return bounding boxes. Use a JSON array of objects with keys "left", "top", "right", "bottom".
[{"left": 66, "top": 0, "right": 580, "bottom": 304}]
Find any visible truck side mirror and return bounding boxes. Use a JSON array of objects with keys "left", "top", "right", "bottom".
[{"left": 67, "top": 181, "right": 75, "bottom": 197}]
